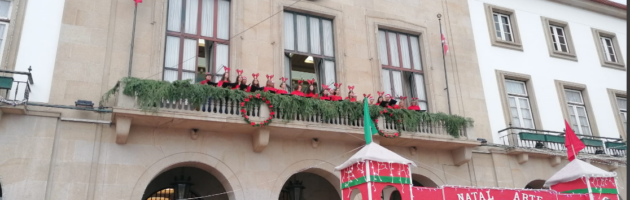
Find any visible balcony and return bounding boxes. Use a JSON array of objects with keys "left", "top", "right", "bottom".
[
  {"left": 106, "top": 78, "right": 479, "bottom": 158},
  {"left": 498, "top": 127, "right": 626, "bottom": 160},
  {"left": 0, "top": 68, "right": 33, "bottom": 114}
]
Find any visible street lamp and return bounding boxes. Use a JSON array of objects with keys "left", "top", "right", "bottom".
[
  {"left": 172, "top": 174, "right": 193, "bottom": 200},
  {"left": 285, "top": 175, "right": 305, "bottom": 200}
]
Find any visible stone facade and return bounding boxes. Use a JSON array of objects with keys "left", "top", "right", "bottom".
[{"left": 0, "top": 0, "right": 625, "bottom": 200}]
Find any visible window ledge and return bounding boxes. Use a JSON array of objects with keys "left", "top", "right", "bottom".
[
  {"left": 549, "top": 51, "right": 578, "bottom": 61},
  {"left": 491, "top": 39, "right": 523, "bottom": 51},
  {"left": 601, "top": 62, "right": 627, "bottom": 71}
]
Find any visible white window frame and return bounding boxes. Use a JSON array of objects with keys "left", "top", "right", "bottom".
[
  {"left": 600, "top": 37, "right": 617, "bottom": 63},
  {"left": 505, "top": 80, "right": 535, "bottom": 129},
  {"left": 565, "top": 89, "right": 592, "bottom": 135},
  {"left": 0, "top": 0, "right": 11, "bottom": 69},
  {"left": 492, "top": 13, "right": 513, "bottom": 42},
  {"left": 617, "top": 97, "right": 627, "bottom": 131},
  {"left": 550, "top": 25, "right": 569, "bottom": 53}
]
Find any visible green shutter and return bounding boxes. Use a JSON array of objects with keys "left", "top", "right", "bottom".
[{"left": 518, "top": 132, "right": 546, "bottom": 142}]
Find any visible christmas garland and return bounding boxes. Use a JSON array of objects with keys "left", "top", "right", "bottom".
[
  {"left": 241, "top": 93, "right": 273, "bottom": 127},
  {"left": 100, "top": 77, "right": 474, "bottom": 138}
]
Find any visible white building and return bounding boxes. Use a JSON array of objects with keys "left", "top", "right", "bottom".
[{"left": 467, "top": 0, "right": 627, "bottom": 144}]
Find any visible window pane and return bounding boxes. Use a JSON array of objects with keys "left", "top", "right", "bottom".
[
  {"left": 309, "top": 18, "right": 321, "bottom": 55},
  {"left": 519, "top": 98, "right": 534, "bottom": 128},
  {"left": 392, "top": 71, "right": 403, "bottom": 97},
  {"left": 184, "top": 0, "right": 199, "bottom": 34},
  {"left": 164, "top": 69, "right": 178, "bottom": 82},
  {"left": 322, "top": 19, "right": 334, "bottom": 57},
  {"left": 217, "top": 0, "right": 230, "bottom": 40},
  {"left": 182, "top": 72, "right": 195, "bottom": 83},
  {"left": 200, "top": 0, "right": 215, "bottom": 37},
  {"left": 381, "top": 70, "right": 391, "bottom": 95},
  {"left": 509, "top": 97, "right": 521, "bottom": 127},
  {"left": 378, "top": 30, "right": 388, "bottom": 65},
  {"left": 399, "top": 35, "right": 411, "bottom": 69},
  {"left": 323, "top": 60, "right": 335, "bottom": 86},
  {"left": 387, "top": 32, "right": 400, "bottom": 67},
  {"left": 565, "top": 90, "right": 583, "bottom": 104},
  {"left": 0, "top": 0, "right": 10, "bottom": 18},
  {"left": 0, "top": 23, "right": 5, "bottom": 48},
  {"left": 617, "top": 97, "right": 627, "bottom": 110},
  {"left": 568, "top": 106, "right": 579, "bottom": 133},
  {"left": 410, "top": 36, "right": 422, "bottom": 70},
  {"left": 284, "top": 12, "right": 294, "bottom": 50},
  {"left": 167, "top": 0, "right": 183, "bottom": 32},
  {"left": 165, "top": 36, "right": 180, "bottom": 69},
  {"left": 284, "top": 54, "right": 291, "bottom": 88},
  {"left": 505, "top": 80, "right": 526, "bottom": 95},
  {"left": 419, "top": 102, "right": 428, "bottom": 111},
  {"left": 413, "top": 74, "right": 426, "bottom": 101},
  {"left": 492, "top": 14, "right": 502, "bottom": 38},
  {"left": 296, "top": 15, "right": 308, "bottom": 53},
  {"left": 183, "top": 39, "right": 197, "bottom": 71},
  {"left": 215, "top": 43, "right": 229, "bottom": 74},
  {"left": 577, "top": 106, "right": 591, "bottom": 135}
]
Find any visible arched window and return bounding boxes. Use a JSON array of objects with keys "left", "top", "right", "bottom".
[
  {"left": 412, "top": 174, "right": 438, "bottom": 187},
  {"left": 146, "top": 187, "right": 199, "bottom": 200},
  {"left": 524, "top": 180, "right": 548, "bottom": 189}
]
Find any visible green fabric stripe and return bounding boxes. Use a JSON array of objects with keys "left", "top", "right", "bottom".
[
  {"left": 341, "top": 176, "right": 412, "bottom": 189},
  {"left": 561, "top": 188, "right": 618, "bottom": 194}
]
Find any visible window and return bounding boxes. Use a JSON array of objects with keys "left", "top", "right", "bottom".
[
  {"left": 565, "top": 89, "right": 592, "bottom": 135},
  {"left": 283, "top": 11, "right": 335, "bottom": 91},
  {"left": 378, "top": 29, "right": 427, "bottom": 110},
  {"left": 505, "top": 80, "right": 534, "bottom": 129},
  {"left": 492, "top": 13, "right": 513, "bottom": 42},
  {"left": 0, "top": 0, "right": 10, "bottom": 66},
  {"left": 592, "top": 28, "right": 625, "bottom": 70},
  {"left": 163, "top": 0, "right": 231, "bottom": 83},
  {"left": 484, "top": 4, "right": 522, "bottom": 50},
  {"left": 541, "top": 17, "right": 577, "bottom": 61},
  {"left": 617, "top": 97, "right": 626, "bottom": 131}
]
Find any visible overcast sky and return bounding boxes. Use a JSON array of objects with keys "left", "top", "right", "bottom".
[{"left": 609, "top": 0, "right": 627, "bottom": 5}]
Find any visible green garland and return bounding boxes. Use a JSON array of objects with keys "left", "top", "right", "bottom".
[
  {"left": 101, "top": 77, "right": 474, "bottom": 138},
  {"left": 241, "top": 93, "right": 273, "bottom": 127}
]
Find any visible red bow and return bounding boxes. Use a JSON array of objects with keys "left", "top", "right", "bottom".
[
  {"left": 266, "top": 74, "right": 274, "bottom": 80},
  {"left": 236, "top": 69, "right": 243, "bottom": 75},
  {"left": 363, "top": 94, "right": 372, "bottom": 98},
  {"left": 297, "top": 79, "right": 304, "bottom": 85},
  {"left": 348, "top": 85, "right": 355, "bottom": 91},
  {"left": 280, "top": 77, "right": 288, "bottom": 83},
  {"left": 223, "top": 66, "right": 230, "bottom": 73},
  {"left": 377, "top": 91, "right": 384, "bottom": 97},
  {"left": 307, "top": 79, "right": 315, "bottom": 86},
  {"left": 252, "top": 73, "right": 260, "bottom": 79},
  {"left": 322, "top": 84, "right": 329, "bottom": 90},
  {"left": 334, "top": 83, "right": 342, "bottom": 88}
]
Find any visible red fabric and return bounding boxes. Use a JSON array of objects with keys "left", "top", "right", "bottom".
[
  {"left": 564, "top": 120, "right": 585, "bottom": 161},
  {"left": 232, "top": 84, "right": 239, "bottom": 90},
  {"left": 330, "top": 95, "right": 343, "bottom": 101},
  {"left": 551, "top": 177, "right": 617, "bottom": 193},
  {"left": 134, "top": 0, "right": 142, "bottom": 6},
  {"left": 441, "top": 27, "right": 448, "bottom": 54},
  {"left": 305, "top": 93, "right": 317, "bottom": 98},
  {"left": 275, "top": 89, "right": 288, "bottom": 95},
  {"left": 411, "top": 187, "right": 443, "bottom": 200},
  {"left": 291, "top": 91, "right": 305, "bottom": 97},
  {"left": 217, "top": 80, "right": 225, "bottom": 87},
  {"left": 441, "top": 186, "right": 581, "bottom": 200},
  {"left": 345, "top": 97, "right": 356, "bottom": 102},
  {"left": 200, "top": 80, "right": 213, "bottom": 85},
  {"left": 408, "top": 105, "right": 420, "bottom": 111},
  {"left": 320, "top": 95, "right": 331, "bottom": 101},
  {"left": 263, "top": 87, "right": 276, "bottom": 92},
  {"left": 246, "top": 86, "right": 251, "bottom": 92},
  {"left": 393, "top": 105, "right": 401, "bottom": 109}
]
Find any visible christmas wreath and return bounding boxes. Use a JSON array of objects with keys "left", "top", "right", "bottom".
[
  {"left": 375, "top": 108, "right": 403, "bottom": 138},
  {"left": 241, "top": 93, "right": 274, "bottom": 127}
]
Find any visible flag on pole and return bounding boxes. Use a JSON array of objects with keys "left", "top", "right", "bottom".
[
  {"left": 564, "top": 120, "right": 585, "bottom": 161},
  {"left": 441, "top": 26, "right": 449, "bottom": 55},
  {"left": 363, "top": 97, "right": 378, "bottom": 144},
  {"left": 134, "top": 0, "right": 142, "bottom": 6}
]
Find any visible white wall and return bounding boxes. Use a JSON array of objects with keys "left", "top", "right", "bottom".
[
  {"left": 11, "top": 0, "right": 66, "bottom": 103},
  {"left": 467, "top": 0, "right": 627, "bottom": 143}
]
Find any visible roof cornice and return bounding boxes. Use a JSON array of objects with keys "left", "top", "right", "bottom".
[{"left": 549, "top": 0, "right": 627, "bottom": 19}]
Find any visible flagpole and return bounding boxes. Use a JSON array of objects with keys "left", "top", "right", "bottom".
[
  {"left": 128, "top": 3, "right": 139, "bottom": 77},
  {"left": 437, "top": 14, "right": 452, "bottom": 115}
]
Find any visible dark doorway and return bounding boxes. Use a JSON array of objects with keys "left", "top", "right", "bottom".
[{"left": 143, "top": 167, "right": 228, "bottom": 200}]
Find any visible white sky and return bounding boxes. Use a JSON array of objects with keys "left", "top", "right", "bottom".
[{"left": 609, "top": 0, "right": 627, "bottom": 5}]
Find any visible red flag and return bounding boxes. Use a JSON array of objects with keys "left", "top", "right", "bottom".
[
  {"left": 134, "top": 0, "right": 142, "bottom": 6},
  {"left": 441, "top": 27, "right": 449, "bottom": 55},
  {"left": 564, "top": 120, "right": 585, "bottom": 161}
]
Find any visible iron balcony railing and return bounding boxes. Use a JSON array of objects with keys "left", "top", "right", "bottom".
[
  {"left": 0, "top": 67, "right": 33, "bottom": 105},
  {"left": 498, "top": 127, "right": 626, "bottom": 157}
]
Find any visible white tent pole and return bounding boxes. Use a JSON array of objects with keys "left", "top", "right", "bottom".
[
  {"left": 585, "top": 176, "right": 594, "bottom": 200},
  {"left": 366, "top": 161, "right": 373, "bottom": 200}
]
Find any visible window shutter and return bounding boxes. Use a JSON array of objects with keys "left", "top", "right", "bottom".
[
  {"left": 378, "top": 30, "right": 389, "bottom": 65},
  {"left": 322, "top": 19, "right": 334, "bottom": 57},
  {"left": 184, "top": 0, "right": 199, "bottom": 34},
  {"left": 215, "top": 44, "right": 229, "bottom": 74},
  {"left": 410, "top": 36, "right": 422, "bottom": 70},
  {"left": 381, "top": 70, "right": 391, "bottom": 95},
  {"left": 283, "top": 13, "right": 294, "bottom": 51},
  {"left": 183, "top": 39, "right": 197, "bottom": 72},
  {"left": 399, "top": 35, "right": 411, "bottom": 69},
  {"left": 323, "top": 60, "right": 335, "bottom": 86},
  {"left": 296, "top": 15, "right": 308, "bottom": 53},
  {"left": 309, "top": 18, "right": 321, "bottom": 54},
  {"left": 392, "top": 71, "right": 403, "bottom": 97},
  {"left": 387, "top": 32, "right": 400, "bottom": 67},
  {"left": 164, "top": 36, "right": 180, "bottom": 70}
]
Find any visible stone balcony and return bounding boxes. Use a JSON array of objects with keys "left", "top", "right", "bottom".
[{"left": 109, "top": 82, "right": 480, "bottom": 165}]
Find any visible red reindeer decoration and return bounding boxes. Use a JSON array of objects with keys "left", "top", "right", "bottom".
[
  {"left": 307, "top": 79, "right": 315, "bottom": 86},
  {"left": 265, "top": 74, "right": 274, "bottom": 82},
  {"left": 334, "top": 82, "right": 342, "bottom": 89},
  {"left": 276, "top": 77, "right": 289, "bottom": 94},
  {"left": 236, "top": 69, "right": 243, "bottom": 76},
  {"left": 252, "top": 73, "right": 260, "bottom": 80},
  {"left": 322, "top": 84, "right": 330, "bottom": 91},
  {"left": 223, "top": 66, "right": 230, "bottom": 73},
  {"left": 376, "top": 91, "right": 385, "bottom": 97},
  {"left": 280, "top": 77, "right": 288, "bottom": 83},
  {"left": 408, "top": 97, "right": 421, "bottom": 111},
  {"left": 348, "top": 85, "right": 355, "bottom": 91},
  {"left": 297, "top": 79, "right": 304, "bottom": 85}
]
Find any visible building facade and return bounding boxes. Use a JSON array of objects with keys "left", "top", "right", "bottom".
[{"left": 0, "top": 0, "right": 625, "bottom": 200}]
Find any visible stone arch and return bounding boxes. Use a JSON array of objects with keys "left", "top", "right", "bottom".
[
  {"left": 410, "top": 166, "right": 445, "bottom": 186},
  {"left": 271, "top": 159, "right": 341, "bottom": 200},
  {"left": 524, "top": 179, "right": 548, "bottom": 189},
  {"left": 130, "top": 152, "right": 243, "bottom": 200},
  {"left": 382, "top": 185, "right": 402, "bottom": 200},
  {"left": 411, "top": 173, "right": 439, "bottom": 187}
]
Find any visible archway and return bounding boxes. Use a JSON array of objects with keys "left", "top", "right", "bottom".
[
  {"left": 143, "top": 167, "right": 228, "bottom": 200},
  {"left": 411, "top": 174, "right": 439, "bottom": 187},
  {"left": 382, "top": 185, "right": 401, "bottom": 200},
  {"left": 278, "top": 172, "right": 340, "bottom": 200},
  {"left": 524, "top": 179, "right": 548, "bottom": 189},
  {"left": 349, "top": 188, "right": 362, "bottom": 200},
  {"left": 0, "top": 182, "right": 3, "bottom": 200}
]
